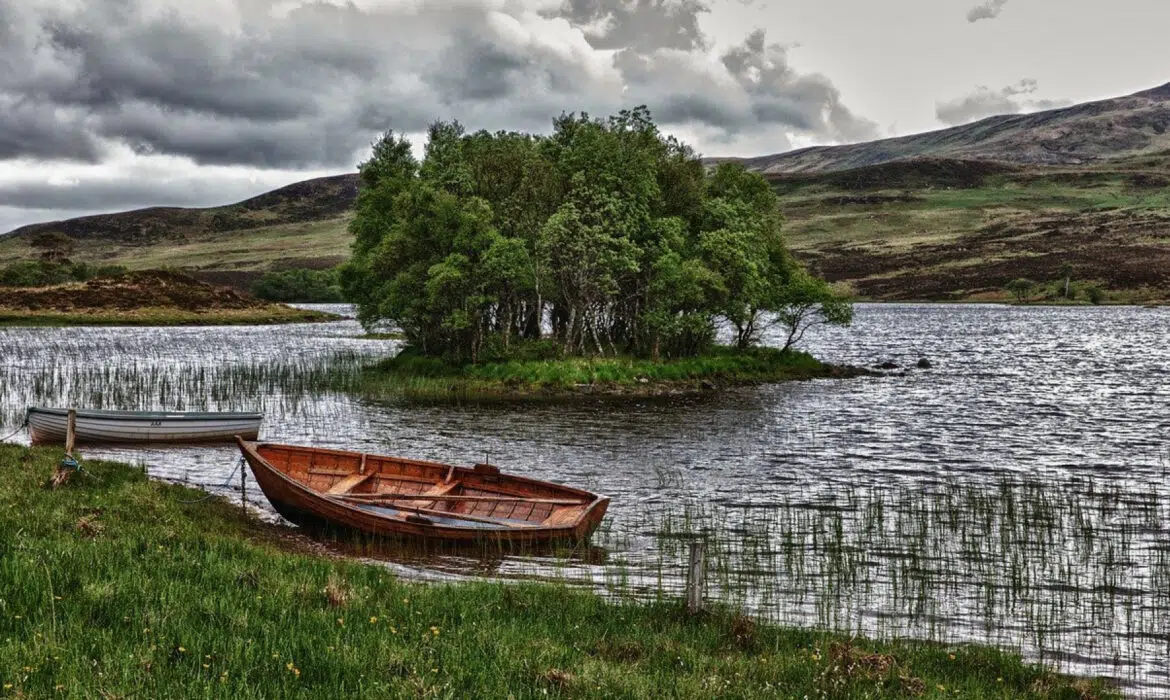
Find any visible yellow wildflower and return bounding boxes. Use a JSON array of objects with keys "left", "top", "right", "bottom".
[
  {"left": 369, "top": 616, "right": 378, "bottom": 624},
  {"left": 430, "top": 626, "right": 440, "bottom": 636}
]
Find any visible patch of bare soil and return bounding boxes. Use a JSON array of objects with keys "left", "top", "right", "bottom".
[{"left": 0, "top": 270, "right": 274, "bottom": 312}]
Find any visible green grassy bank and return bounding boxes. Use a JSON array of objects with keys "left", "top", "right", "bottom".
[
  {"left": 0, "top": 306, "right": 338, "bottom": 327},
  {"left": 353, "top": 347, "right": 873, "bottom": 401},
  {"left": 0, "top": 446, "right": 1116, "bottom": 698}
]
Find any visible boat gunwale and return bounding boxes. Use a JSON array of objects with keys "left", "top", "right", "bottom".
[{"left": 27, "top": 406, "right": 264, "bottom": 422}]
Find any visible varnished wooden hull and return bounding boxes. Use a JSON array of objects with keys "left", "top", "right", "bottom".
[
  {"left": 27, "top": 407, "right": 261, "bottom": 446},
  {"left": 237, "top": 439, "right": 609, "bottom": 545}
]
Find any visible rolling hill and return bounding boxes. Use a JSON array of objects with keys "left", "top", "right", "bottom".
[
  {"left": 0, "top": 175, "right": 359, "bottom": 289},
  {"left": 2, "top": 82, "right": 1169, "bottom": 302},
  {"left": 717, "top": 82, "right": 1170, "bottom": 174}
]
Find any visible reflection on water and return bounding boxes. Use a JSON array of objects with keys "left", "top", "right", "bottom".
[{"left": 2, "top": 303, "right": 1169, "bottom": 694}]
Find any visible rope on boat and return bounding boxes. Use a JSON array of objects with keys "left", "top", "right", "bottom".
[
  {"left": 0, "top": 417, "right": 28, "bottom": 444},
  {"left": 58, "top": 453, "right": 99, "bottom": 482},
  {"left": 178, "top": 456, "right": 245, "bottom": 504}
]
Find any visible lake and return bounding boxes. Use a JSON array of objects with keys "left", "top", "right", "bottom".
[{"left": 2, "top": 303, "right": 1168, "bottom": 694}]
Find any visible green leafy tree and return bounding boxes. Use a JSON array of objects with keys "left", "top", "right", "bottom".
[
  {"left": 1006, "top": 278, "right": 1035, "bottom": 304},
  {"left": 771, "top": 271, "right": 854, "bottom": 352}
]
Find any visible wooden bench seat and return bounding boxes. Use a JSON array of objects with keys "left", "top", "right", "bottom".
[{"left": 327, "top": 473, "right": 373, "bottom": 495}]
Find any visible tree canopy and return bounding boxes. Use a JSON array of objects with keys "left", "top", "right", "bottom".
[{"left": 341, "top": 107, "right": 850, "bottom": 363}]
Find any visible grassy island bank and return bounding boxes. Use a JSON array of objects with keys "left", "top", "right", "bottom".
[
  {"left": 0, "top": 270, "right": 338, "bottom": 327},
  {"left": 355, "top": 346, "right": 872, "bottom": 401},
  {"left": 0, "top": 446, "right": 1117, "bottom": 699}
]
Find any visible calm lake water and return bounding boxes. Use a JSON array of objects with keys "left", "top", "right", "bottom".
[{"left": 2, "top": 303, "right": 1168, "bottom": 694}]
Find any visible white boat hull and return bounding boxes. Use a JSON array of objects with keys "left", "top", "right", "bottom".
[{"left": 26, "top": 408, "right": 262, "bottom": 446}]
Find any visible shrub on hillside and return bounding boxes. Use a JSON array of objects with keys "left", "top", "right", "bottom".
[{"left": 251, "top": 268, "right": 344, "bottom": 303}]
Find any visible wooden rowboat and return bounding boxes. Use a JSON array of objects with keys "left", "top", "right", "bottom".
[
  {"left": 236, "top": 438, "right": 610, "bottom": 544},
  {"left": 27, "top": 407, "right": 262, "bottom": 446}
]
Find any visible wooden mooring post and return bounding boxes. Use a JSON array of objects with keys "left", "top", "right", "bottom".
[
  {"left": 240, "top": 460, "right": 247, "bottom": 515},
  {"left": 686, "top": 539, "right": 707, "bottom": 615},
  {"left": 65, "top": 408, "right": 76, "bottom": 457},
  {"left": 49, "top": 408, "right": 79, "bottom": 489}
]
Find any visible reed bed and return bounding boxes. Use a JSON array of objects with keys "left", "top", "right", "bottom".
[
  {"left": 304, "top": 471, "right": 1170, "bottom": 695},
  {"left": 0, "top": 325, "right": 390, "bottom": 429},
  {"left": 586, "top": 474, "right": 1170, "bottom": 694}
]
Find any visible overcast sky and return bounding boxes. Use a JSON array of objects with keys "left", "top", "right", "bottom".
[{"left": 1, "top": 0, "right": 1168, "bottom": 233}]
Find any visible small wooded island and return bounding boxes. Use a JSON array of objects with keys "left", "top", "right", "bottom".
[{"left": 342, "top": 109, "right": 857, "bottom": 398}]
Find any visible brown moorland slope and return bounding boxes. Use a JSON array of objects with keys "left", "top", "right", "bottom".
[{"left": 0, "top": 270, "right": 335, "bottom": 325}]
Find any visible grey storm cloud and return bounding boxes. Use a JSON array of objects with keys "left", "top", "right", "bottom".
[
  {"left": 615, "top": 30, "right": 878, "bottom": 146},
  {"left": 0, "top": 0, "right": 875, "bottom": 172},
  {"left": 967, "top": 0, "right": 1009, "bottom": 23},
  {"left": 549, "top": 0, "right": 711, "bottom": 53},
  {"left": 0, "top": 175, "right": 248, "bottom": 212},
  {"left": 936, "top": 79, "right": 1071, "bottom": 126}
]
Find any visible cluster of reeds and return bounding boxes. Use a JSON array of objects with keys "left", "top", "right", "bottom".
[
  {"left": 583, "top": 473, "right": 1170, "bottom": 693},
  {"left": 0, "top": 326, "right": 395, "bottom": 429}
]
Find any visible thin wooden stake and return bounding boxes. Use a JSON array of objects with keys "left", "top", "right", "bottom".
[
  {"left": 65, "top": 408, "right": 76, "bottom": 456},
  {"left": 49, "top": 408, "right": 79, "bottom": 489},
  {"left": 240, "top": 460, "right": 247, "bottom": 515},
  {"left": 686, "top": 539, "right": 707, "bottom": 615}
]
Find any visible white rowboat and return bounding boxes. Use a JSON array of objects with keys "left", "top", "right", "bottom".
[{"left": 26, "top": 407, "right": 262, "bottom": 446}]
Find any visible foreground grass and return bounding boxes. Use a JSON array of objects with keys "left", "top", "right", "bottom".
[
  {"left": 0, "top": 445, "right": 1117, "bottom": 699},
  {"left": 0, "top": 306, "right": 338, "bottom": 327},
  {"left": 354, "top": 346, "right": 871, "bottom": 401}
]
